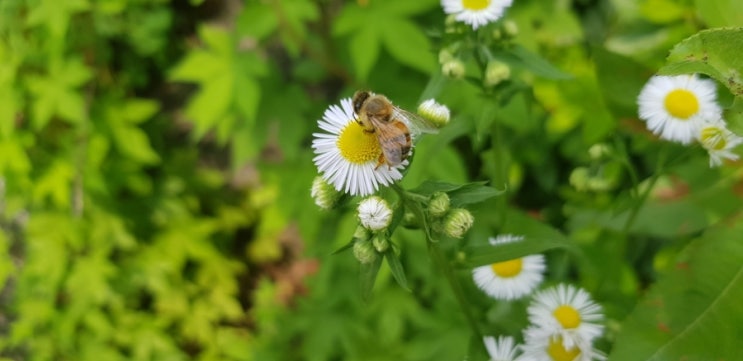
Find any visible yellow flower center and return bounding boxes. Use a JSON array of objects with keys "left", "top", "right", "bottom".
[
  {"left": 491, "top": 258, "right": 523, "bottom": 278},
  {"left": 462, "top": 0, "right": 490, "bottom": 11},
  {"left": 546, "top": 337, "right": 581, "bottom": 361},
  {"left": 664, "top": 89, "right": 699, "bottom": 119},
  {"left": 700, "top": 126, "right": 726, "bottom": 150},
  {"left": 337, "top": 121, "right": 381, "bottom": 164},
  {"left": 553, "top": 305, "right": 581, "bottom": 329}
]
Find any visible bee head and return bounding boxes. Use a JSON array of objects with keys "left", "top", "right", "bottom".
[{"left": 352, "top": 91, "right": 371, "bottom": 115}]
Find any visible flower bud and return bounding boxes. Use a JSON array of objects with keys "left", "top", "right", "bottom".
[
  {"left": 358, "top": 196, "right": 393, "bottom": 231},
  {"left": 569, "top": 167, "right": 590, "bottom": 192},
  {"left": 417, "top": 99, "right": 451, "bottom": 128},
  {"left": 443, "top": 208, "right": 474, "bottom": 239},
  {"left": 311, "top": 176, "right": 342, "bottom": 210},
  {"left": 484, "top": 60, "right": 511, "bottom": 87},
  {"left": 427, "top": 191, "right": 451, "bottom": 218},
  {"left": 372, "top": 235, "right": 389, "bottom": 253},
  {"left": 353, "top": 240, "right": 378, "bottom": 264},
  {"left": 402, "top": 211, "right": 420, "bottom": 228},
  {"left": 438, "top": 48, "right": 454, "bottom": 64},
  {"left": 588, "top": 143, "right": 610, "bottom": 161},
  {"left": 502, "top": 20, "right": 518, "bottom": 38},
  {"left": 442, "top": 59, "right": 466, "bottom": 80},
  {"left": 353, "top": 225, "right": 372, "bottom": 241}
]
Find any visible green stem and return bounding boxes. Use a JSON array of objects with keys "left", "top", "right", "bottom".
[
  {"left": 623, "top": 146, "right": 668, "bottom": 232},
  {"left": 429, "top": 241, "right": 483, "bottom": 340},
  {"left": 391, "top": 183, "right": 483, "bottom": 340}
]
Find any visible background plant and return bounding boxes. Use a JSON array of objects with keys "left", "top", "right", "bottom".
[{"left": 0, "top": 0, "right": 741, "bottom": 360}]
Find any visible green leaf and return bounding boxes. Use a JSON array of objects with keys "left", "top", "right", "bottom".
[
  {"left": 694, "top": 0, "right": 743, "bottom": 27},
  {"left": 411, "top": 180, "right": 473, "bottom": 195},
  {"left": 506, "top": 45, "right": 573, "bottom": 80},
  {"left": 609, "top": 221, "right": 743, "bottom": 360},
  {"left": 593, "top": 47, "right": 654, "bottom": 116},
  {"left": 659, "top": 28, "right": 743, "bottom": 96},
  {"left": 460, "top": 209, "right": 574, "bottom": 268},
  {"left": 26, "top": 58, "right": 91, "bottom": 128},
  {"left": 26, "top": 0, "right": 89, "bottom": 38},
  {"left": 410, "top": 180, "right": 503, "bottom": 206},
  {"left": 447, "top": 183, "right": 505, "bottom": 207},
  {"left": 381, "top": 19, "right": 436, "bottom": 74},
  {"left": 378, "top": 0, "right": 438, "bottom": 16},
  {"left": 360, "top": 254, "right": 383, "bottom": 301},
  {"left": 111, "top": 124, "right": 160, "bottom": 165},
  {"left": 237, "top": 3, "right": 278, "bottom": 40},
  {"left": 332, "top": 239, "right": 356, "bottom": 255},
  {"left": 384, "top": 249, "right": 410, "bottom": 291},
  {"left": 350, "top": 27, "right": 380, "bottom": 81},
  {"left": 122, "top": 99, "right": 159, "bottom": 124},
  {"left": 332, "top": 5, "right": 365, "bottom": 36}
]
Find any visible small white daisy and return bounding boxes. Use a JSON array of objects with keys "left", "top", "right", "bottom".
[
  {"left": 518, "top": 333, "right": 605, "bottom": 361},
  {"left": 637, "top": 74, "right": 722, "bottom": 144},
  {"left": 358, "top": 196, "right": 393, "bottom": 231},
  {"left": 312, "top": 98, "right": 407, "bottom": 197},
  {"left": 697, "top": 120, "right": 742, "bottom": 167},
  {"left": 525, "top": 284, "right": 603, "bottom": 351},
  {"left": 472, "top": 235, "right": 546, "bottom": 300},
  {"left": 441, "top": 0, "right": 513, "bottom": 30},
  {"left": 484, "top": 335, "right": 521, "bottom": 361}
]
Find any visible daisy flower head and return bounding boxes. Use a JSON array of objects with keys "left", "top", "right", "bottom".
[
  {"left": 697, "top": 119, "right": 743, "bottom": 167},
  {"left": 442, "top": 0, "right": 514, "bottom": 30},
  {"left": 312, "top": 98, "right": 408, "bottom": 196},
  {"left": 637, "top": 74, "right": 722, "bottom": 144},
  {"left": 472, "top": 234, "right": 546, "bottom": 300},
  {"left": 357, "top": 196, "right": 393, "bottom": 231},
  {"left": 484, "top": 335, "right": 521, "bottom": 361},
  {"left": 518, "top": 333, "right": 605, "bottom": 361},
  {"left": 525, "top": 284, "right": 604, "bottom": 351}
]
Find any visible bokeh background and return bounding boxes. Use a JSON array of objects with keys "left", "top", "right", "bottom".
[{"left": 1, "top": 0, "right": 742, "bottom": 360}]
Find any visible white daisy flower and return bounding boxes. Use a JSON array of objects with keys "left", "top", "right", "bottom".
[
  {"left": 358, "top": 196, "right": 393, "bottom": 231},
  {"left": 472, "top": 235, "right": 546, "bottom": 300},
  {"left": 518, "top": 334, "right": 605, "bottom": 361},
  {"left": 697, "top": 120, "right": 742, "bottom": 167},
  {"left": 484, "top": 335, "right": 521, "bottom": 361},
  {"left": 441, "top": 0, "right": 513, "bottom": 30},
  {"left": 524, "top": 284, "right": 603, "bottom": 351},
  {"left": 312, "top": 98, "right": 407, "bottom": 196},
  {"left": 637, "top": 74, "right": 722, "bottom": 144}
]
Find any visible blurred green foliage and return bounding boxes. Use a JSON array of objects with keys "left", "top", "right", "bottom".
[{"left": 0, "top": 0, "right": 741, "bottom": 360}]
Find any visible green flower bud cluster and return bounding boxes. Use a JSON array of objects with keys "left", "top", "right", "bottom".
[{"left": 426, "top": 192, "right": 474, "bottom": 239}]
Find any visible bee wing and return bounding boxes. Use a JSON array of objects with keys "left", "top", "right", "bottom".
[
  {"left": 393, "top": 107, "right": 439, "bottom": 136},
  {"left": 369, "top": 117, "right": 411, "bottom": 166}
]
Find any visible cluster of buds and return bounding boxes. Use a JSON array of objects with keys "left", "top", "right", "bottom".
[
  {"left": 352, "top": 196, "right": 393, "bottom": 264},
  {"left": 427, "top": 192, "right": 474, "bottom": 239}
]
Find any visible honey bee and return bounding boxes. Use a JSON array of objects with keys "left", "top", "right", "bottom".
[{"left": 352, "top": 91, "right": 438, "bottom": 169}]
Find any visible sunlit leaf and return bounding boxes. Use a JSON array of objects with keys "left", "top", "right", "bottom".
[
  {"left": 659, "top": 27, "right": 743, "bottom": 96},
  {"left": 507, "top": 45, "right": 573, "bottom": 80},
  {"left": 350, "top": 27, "right": 380, "bottom": 81},
  {"left": 694, "top": 0, "right": 743, "bottom": 27},
  {"left": 609, "top": 220, "right": 743, "bottom": 360},
  {"left": 382, "top": 19, "right": 436, "bottom": 74}
]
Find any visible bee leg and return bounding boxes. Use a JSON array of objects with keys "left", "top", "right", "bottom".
[{"left": 374, "top": 154, "right": 386, "bottom": 170}]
